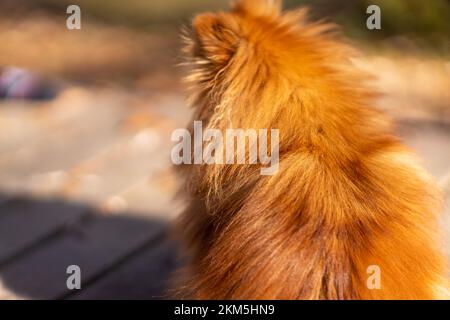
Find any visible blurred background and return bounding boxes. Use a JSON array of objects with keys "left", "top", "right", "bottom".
[{"left": 0, "top": 0, "right": 449, "bottom": 299}]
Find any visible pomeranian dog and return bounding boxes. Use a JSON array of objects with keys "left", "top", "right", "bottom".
[{"left": 174, "top": 0, "right": 448, "bottom": 299}]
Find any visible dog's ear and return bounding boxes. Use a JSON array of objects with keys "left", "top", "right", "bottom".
[
  {"left": 233, "top": 0, "right": 282, "bottom": 17},
  {"left": 190, "top": 13, "right": 240, "bottom": 66}
]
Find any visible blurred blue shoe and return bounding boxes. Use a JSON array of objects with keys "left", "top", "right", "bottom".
[{"left": 0, "top": 66, "right": 59, "bottom": 100}]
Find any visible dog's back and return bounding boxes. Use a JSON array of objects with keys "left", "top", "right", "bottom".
[{"left": 175, "top": 0, "right": 449, "bottom": 299}]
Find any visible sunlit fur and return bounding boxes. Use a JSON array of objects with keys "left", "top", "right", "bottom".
[{"left": 174, "top": 0, "right": 448, "bottom": 299}]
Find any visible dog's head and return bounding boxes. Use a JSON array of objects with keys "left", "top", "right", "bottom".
[
  {"left": 183, "top": 0, "right": 344, "bottom": 122},
  {"left": 184, "top": 0, "right": 289, "bottom": 92},
  {"left": 183, "top": 0, "right": 361, "bottom": 134},
  {"left": 187, "top": 0, "right": 282, "bottom": 67}
]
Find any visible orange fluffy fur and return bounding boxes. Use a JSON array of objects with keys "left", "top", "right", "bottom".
[{"left": 175, "top": 0, "right": 448, "bottom": 299}]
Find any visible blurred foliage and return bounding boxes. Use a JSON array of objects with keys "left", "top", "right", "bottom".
[
  {"left": 287, "top": 0, "right": 450, "bottom": 51},
  {"left": 2, "top": 0, "right": 449, "bottom": 53},
  {"left": 2, "top": 0, "right": 229, "bottom": 28}
]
